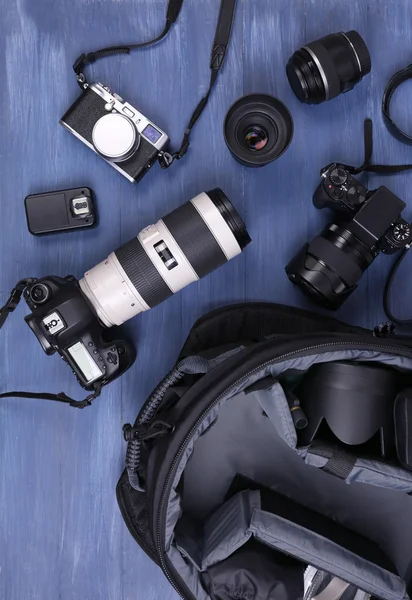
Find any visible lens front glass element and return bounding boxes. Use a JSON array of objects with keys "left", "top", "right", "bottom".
[{"left": 243, "top": 125, "right": 269, "bottom": 151}]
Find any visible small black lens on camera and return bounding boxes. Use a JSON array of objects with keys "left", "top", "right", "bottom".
[
  {"left": 286, "top": 30, "right": 371, "bottom": 105},
  {"left": 29, "top": 283, "right": 51, "bottom": 305},
  {"left": 285, "top": 224, "right": 376, "bottom": 310},
  {"left": 224, "top": 94, "right": 294, "bottom": 167}
]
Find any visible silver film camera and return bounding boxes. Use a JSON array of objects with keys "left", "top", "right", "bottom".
[{"left": 60, "top": 82, "right": 169, "bottom": 183}]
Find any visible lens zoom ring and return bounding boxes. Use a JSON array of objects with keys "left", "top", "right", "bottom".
[
  {"left": 115, "top": 238, "right": 173, "bottom": 308},
  {"left": 163, "top": 201, "right": 228, "bottom": 279},
  {"left": 308, "top": 236, "right": 364, "bottom": 286}
]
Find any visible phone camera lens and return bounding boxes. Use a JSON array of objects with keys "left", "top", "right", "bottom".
[{"left": 29, "top": 283, "right": 51, "bottom": 305}]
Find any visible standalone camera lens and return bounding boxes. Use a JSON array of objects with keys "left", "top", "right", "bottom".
[
  {"left": 29, "top": 283, "right": 51, "bottom": 305},
  {"left": 224, "top": 94, "right": 294, "bottom": 167},
  {"left": 286, "top": 30, "right": 371, "bottom": 105},
  {"left": 80, "top": 189, "right": 251, "bottom": 327},
  {"left": 285, "top": 223, "right": 375, "bottom": 309}
]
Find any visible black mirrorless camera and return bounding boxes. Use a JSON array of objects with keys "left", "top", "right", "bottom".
[
  {"left": 60, "top": 82, "right": 169, "bottom": 183},
  {"left": 24, "top": 276, "right": 135, "bottom": 391},
  {"left": 286, "top": 163, "right": 412, "bottom": 309}
]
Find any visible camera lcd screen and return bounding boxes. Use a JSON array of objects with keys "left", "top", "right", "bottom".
[
  {"left": 67, "top": 341, "right": 103, "bottom": 383},
  {"left": 143, "top": 124, "right": 162, "bottom": 144}
]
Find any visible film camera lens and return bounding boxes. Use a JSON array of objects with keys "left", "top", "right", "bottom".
[
  {"left": 224, "top": 94, "right": 293, "bottom": 167},
  {"left": 286, "top": 30, "right": 371, "bottom": 105},
  {"left": 29, "top": 283, "right": 51, "bottom": 305},
  {"left": 80, "top": 189, "right": 251, "bottom": 327}
]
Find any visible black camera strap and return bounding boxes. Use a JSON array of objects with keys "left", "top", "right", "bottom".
[
  {"left": 383, "top": 248, "right": 412, "bottom": 327},
  {"left": 342, "top": 119, "right": 412, "bottom": 175},
  {"left": 0, "top": 281, "right": 102, "bottom": 409},
  {"left": 73, "top": 0, "right": 184, "bottom": 85},
  {"left": 383, "top": 62, "right": 412, "bottom": 146},
  {"left": 72, "top": 0, "right": 237, "bottom": 168},
  {"left": 340, "top": 119, "right": 412, "bottom": 328}
]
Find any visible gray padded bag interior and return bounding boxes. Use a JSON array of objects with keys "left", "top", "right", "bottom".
[{"left": 162, "top": 350, "right": 412, "bottom": 600}]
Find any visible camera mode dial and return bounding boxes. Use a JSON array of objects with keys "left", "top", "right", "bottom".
[
  {"left": 393, "top": 223, "right": 412, "bottom": 243},
  {"left": 329, "top": 168, "right": 348, "bottom": 186}
]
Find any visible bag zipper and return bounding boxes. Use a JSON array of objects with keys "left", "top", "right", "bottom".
[{"left": 154, "top": 340, "right": 412, "bottom": 599}]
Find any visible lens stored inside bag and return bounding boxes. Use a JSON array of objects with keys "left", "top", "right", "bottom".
[
  {"left": 296, "top": 361, "right": 398, "bottom": 457},
  {"left": 224, "top": 94, "right": 294, "bottom": 167},
  {"left": 286, "top": 30, "right": 371, "bottom": 104}
]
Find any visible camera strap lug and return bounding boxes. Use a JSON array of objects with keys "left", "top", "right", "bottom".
[{"left": 158, "top": 151, "right": 175, "bottom": 169}]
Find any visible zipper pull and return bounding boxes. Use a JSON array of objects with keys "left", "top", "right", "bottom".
[{"left": 374, "top": 322, "right": 396, "bottom": 338}]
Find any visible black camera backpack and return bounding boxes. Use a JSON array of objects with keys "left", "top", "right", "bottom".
[{"left": 117, "top": 302, "right": 412, "bottom": 600}]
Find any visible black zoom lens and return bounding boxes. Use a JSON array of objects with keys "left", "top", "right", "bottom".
[
  {"left": 285, "top": 223, "right": 376, "bottom": 309},
  {"left": 286, "top": 30, "right": 371, "bottom": 105}
]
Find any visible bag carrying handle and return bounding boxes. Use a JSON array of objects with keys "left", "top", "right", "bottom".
[{"left": 73, "top": 0, "right": 237, "bottom": 168}]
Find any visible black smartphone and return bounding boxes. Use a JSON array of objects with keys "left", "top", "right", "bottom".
[{"left": 25, "top": 187, "right": 96, "bottom": 235}]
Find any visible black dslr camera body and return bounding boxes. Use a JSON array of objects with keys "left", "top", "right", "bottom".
[
  {"left": 60, "top": 82, "right": 169, "bottom": 183},
  {"left": 24, "top": 276, "right": 135, "bottom": 390},
  {"left": 286, "top": 163, "right": 412, "bottom": 309}
]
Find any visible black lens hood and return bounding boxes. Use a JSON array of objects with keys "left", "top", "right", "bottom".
[{"left": 224, "top": 94, "right": 294, "bottom": 167}]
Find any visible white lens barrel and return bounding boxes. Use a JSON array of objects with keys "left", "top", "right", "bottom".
[
  {"left": 80, "top": 253, "right": 149, "bottom": 327},
  {"left": 79, "top": 189, "right": 250, "bottom": 327}
]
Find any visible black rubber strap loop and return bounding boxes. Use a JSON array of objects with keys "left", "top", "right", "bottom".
[
  {"left": 384, "top": 248, "right": 412, "bottom": 327},
  {"left": 383, "top": 63, "right": 412, "bottom": 145},
  {"left": 340, "top": 119, "right": 412, "bottom": 175}
]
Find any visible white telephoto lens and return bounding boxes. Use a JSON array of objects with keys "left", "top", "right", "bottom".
[{"left": 79, "top": 189, "right": 251, "bottom": 327}]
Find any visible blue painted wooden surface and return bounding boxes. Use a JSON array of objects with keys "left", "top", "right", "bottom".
[{"left": 1, "top": 0, "right": 412, "bottom": 598}]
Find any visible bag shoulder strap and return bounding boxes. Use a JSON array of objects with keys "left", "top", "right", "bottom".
[{"left": 73, "top": 0, "right": 237, "bottom": 168}]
